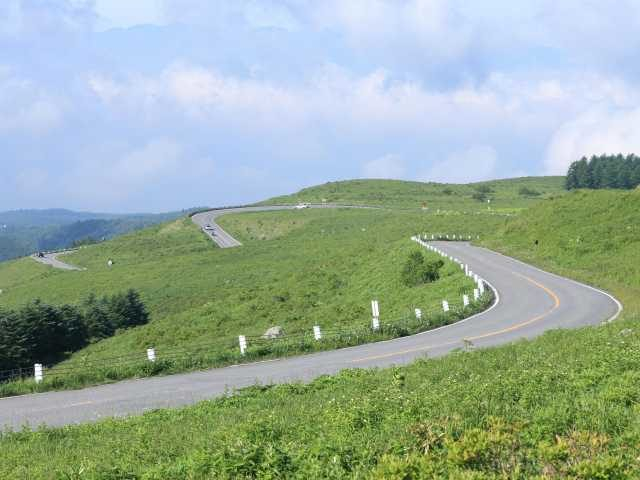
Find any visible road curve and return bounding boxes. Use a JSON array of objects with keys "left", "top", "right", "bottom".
[
  {"left": 30, "top": 251, "right": 83, "bottom": 271},
  {"left": 0, "top": 239, "right": 620, "bottom": 430},
  {"left": 192, "top": 204, "right": 374, "bottom": 248}
]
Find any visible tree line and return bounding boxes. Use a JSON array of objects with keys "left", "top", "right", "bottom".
[
  {"left": 0, "top": 289, "right": 149, "bottom": 374},
  {"left": 566, "top": 154, "right": 640, "bottom": 190}
]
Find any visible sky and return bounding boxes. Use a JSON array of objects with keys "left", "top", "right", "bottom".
[{"left": 2, "top": 1, "right": 640, "bottom": 212}]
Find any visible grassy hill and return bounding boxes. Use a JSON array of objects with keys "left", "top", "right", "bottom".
[
  {"left": 482, "top": 188, "right": 640, "bottom": 312},
  {"left": 0, "top": 206, "right": 501, "bottom": 394},
  {"left": 263, "top": 176, "right": 565, "bottom": 212},
  {"left": 1, "top": 188, "right": 639, "bottom": 478}
]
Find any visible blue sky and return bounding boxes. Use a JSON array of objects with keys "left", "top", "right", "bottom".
[{"left": 2, "top": 0, "right": 640, "bottom": 212}]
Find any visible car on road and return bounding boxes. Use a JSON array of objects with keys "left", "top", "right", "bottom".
[{"left": 295, "top": 203, "right": 309, "bottom": 209}]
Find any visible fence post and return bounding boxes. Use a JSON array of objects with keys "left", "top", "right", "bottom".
[
  {"left": 146, "top": 347, "right": 156, "bottom": 362},
  {"left": 442, "top": 300, "right": 449, "bottom": 312},
  {"left": 238, "top": 335, "right": 247, "bottom": 355},
  {"left": 415, "top": 308, "right": 422, "bottom": 320},
  {"left": 463, "top": 294, "right": 469, "bottom": 307},
  {"left": 34, "top": 363, "right": 43, "bottom": 383},
  {"left": 371, "top": 300, "right": 380, "bottom": 331},
  {"left": 313, "top": 325, "right": 322, "bottom": 340}
]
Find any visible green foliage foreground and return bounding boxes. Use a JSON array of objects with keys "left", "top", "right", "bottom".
[{"left": 1, "top": 318, "right": 638, "bottom": 478}]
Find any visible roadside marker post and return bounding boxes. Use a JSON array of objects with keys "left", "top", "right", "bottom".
[
  {"left": 474, "top": 289, "right": 480, "bottom": 301},
  {"left": 442, "top": 300, "right": 449, "bottom": 312},
  {"left": 474, "top": 273, "right": 479, "bottom": 283},
  {"left": 146, "top": 348, "right": 156, "bottom": 362},
  {"left": 34, "top": 363, "right": 43, "bottom": 384},
  {"left": 238, "top": 335, "right": 247, "bottom": 355},
  {"left": 478, "top": 280, "right": 485, "bottom": 295},
  {"left": 463, "top": 294, "right": 470, "bottom": 307},
  {"left": 313, "top": 325, "right": 322, "bottom": 340},
  {"left": 371, "top": 300, "right": 380, "bottom": 331},
  {"left": 415, "top": 308, "right": 422, "bottom": 320}
]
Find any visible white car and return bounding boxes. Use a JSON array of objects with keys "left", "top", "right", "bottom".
[{"left": 295, "top": 203, "right": 309, "bottom": 209}]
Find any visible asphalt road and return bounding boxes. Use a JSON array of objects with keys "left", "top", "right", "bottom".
[
  {"left": 30, "top": 251, "right": 82, "bottom": 271},
  {"left": 0, "top": 236, "right": 621, "bottom": 430},
  {"left": 191, "top": 204, "right": 373, "bottom": 248}
]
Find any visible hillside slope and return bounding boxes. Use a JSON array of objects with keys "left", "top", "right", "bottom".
[
  {"left": 263, "top": 176, "right": 565, "bottom": 211},
  {"left": 483, "top": 188, "right": 640, "bottom": 312},
  {"left": 2, "top": 190, "right": 639, "bottom": 478},
  {"left": 0, "top": 207, "right": 501, "bottom": 394}
]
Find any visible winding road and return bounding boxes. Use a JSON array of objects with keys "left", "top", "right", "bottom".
[
  {"left": 31, "top": 250, "right": 83, "bottom": 271},
  {"left": 0, "top": 207, "right": 621, "bottom": 430},
  {"left": 191, "top": 204, "right": 373, "bottom": 248}
]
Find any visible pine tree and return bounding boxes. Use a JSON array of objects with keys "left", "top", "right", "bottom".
[
  {"left": 565, "top": 161, "right": 579, "bottom": 190},
  {"left": 574, "top": 157, "right": 591, "bottom": 188}
]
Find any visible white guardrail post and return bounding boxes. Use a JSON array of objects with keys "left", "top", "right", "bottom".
[
  {"left": 239, "top": 335, "right": 247, "bottom": 355},
  {"left": 34, "top": 363, "right": 43, "bottom": 383},
  {"left": 371, "top": 300, "right": 380, "bottom": 330},
  {"left": 313, "top": 325, "right": 322, "bottom": 340},
  {"left": 146, "top": 347, "right": 156, "bottom": 362}
]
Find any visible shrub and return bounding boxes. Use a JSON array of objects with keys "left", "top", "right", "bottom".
[
  {"left": 518, "top": 186, "right": 541, "bottom": 197},
  {"left": 400, "top": 251, "right": 444, "bottom": 287}
]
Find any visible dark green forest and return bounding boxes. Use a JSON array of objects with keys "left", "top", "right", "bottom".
[
  {"left": 0, "top": 290, "right": 149, "bottom": 377},
  {"left": 566, "top": 154, "right": 640, "bottom": 190}
]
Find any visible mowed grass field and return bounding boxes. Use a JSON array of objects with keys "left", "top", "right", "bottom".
[
  {"left": 263, "top": 176, "right": 566, "bottom": 212},
  {"left": 0, "top": 206, "right": 502, "bottom": 394}
]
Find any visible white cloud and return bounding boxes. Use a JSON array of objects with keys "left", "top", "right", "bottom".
[
  {"left": 61, "top": 138, "right": 186, "bottom": 207},
  {"left": 0, "top": 70, "right": 64, "bottom": 134},
  {"left": 545, "top": 108, "right": 640, "bottom": 174},
  {"left": 362, "top": 154, "right": 406, "bottom": 179},
  {"left": 420, "top": 145, "right": 497, "bottom": 183},
  {"left": 94, "top": 0, "right": 167, "bottom": 31},
  {"left": 311, "top": 0, "right": 472, "bottom": 62}
]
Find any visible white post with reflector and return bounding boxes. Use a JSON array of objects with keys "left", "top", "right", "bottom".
[
  {"left": 478, "top": 280, "right": 485, "bottom": 295},
  {"left": 442, "top": 300, "right": 449, "bottom": 312},
  {"left": 371, "top": 300, "right": 380, "bottom": 330},
  {"left": 463, "top": 295, "right": 469, "bottom": 307},
  {"left": 415, "top": 308, "right": 422, "bottom": 320},
  {"left": 34, "top": 363, "right": 43, "bottom": 384},
  {"left": 239, "top": 335, "right": 247, "bottom": 355},
  {"left": 474, "top": 289, "right": 480, "bottom": 301},
  {"left": 146, "top": 347, "right": 156, "bottom": 362},
  {"left": 313, "top": 325, "right": 322, "bottom": 340}
]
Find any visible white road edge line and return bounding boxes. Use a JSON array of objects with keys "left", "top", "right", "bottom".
[{"left": 476, "top": 246, "right": 623, "bottom": 323}]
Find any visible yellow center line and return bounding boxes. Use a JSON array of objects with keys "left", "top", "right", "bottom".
[{"left": 351, "top": 271, "right": 561, "bottom": 364}]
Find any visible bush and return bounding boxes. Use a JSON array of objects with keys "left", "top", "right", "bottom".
[
  {"left": 471, "top": 192, "right": 488, "bottom": 202},
  {"left": 518, "top": 186, "right": 541, "bottom": 197},
  {"left": 401, "top": 251, "right": 444, "bottom": 287}
]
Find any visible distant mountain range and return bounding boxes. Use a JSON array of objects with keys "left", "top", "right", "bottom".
[{"left": 0, "top": 208, "right": 203, "bottom": 262}]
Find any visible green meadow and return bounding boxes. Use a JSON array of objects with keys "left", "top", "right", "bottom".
[
  {"left": 3, "top": 179, "right": 639, "bottom": 478},
  {"left": 0, "top": 206, "right": 500, "bottom": 395}
]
